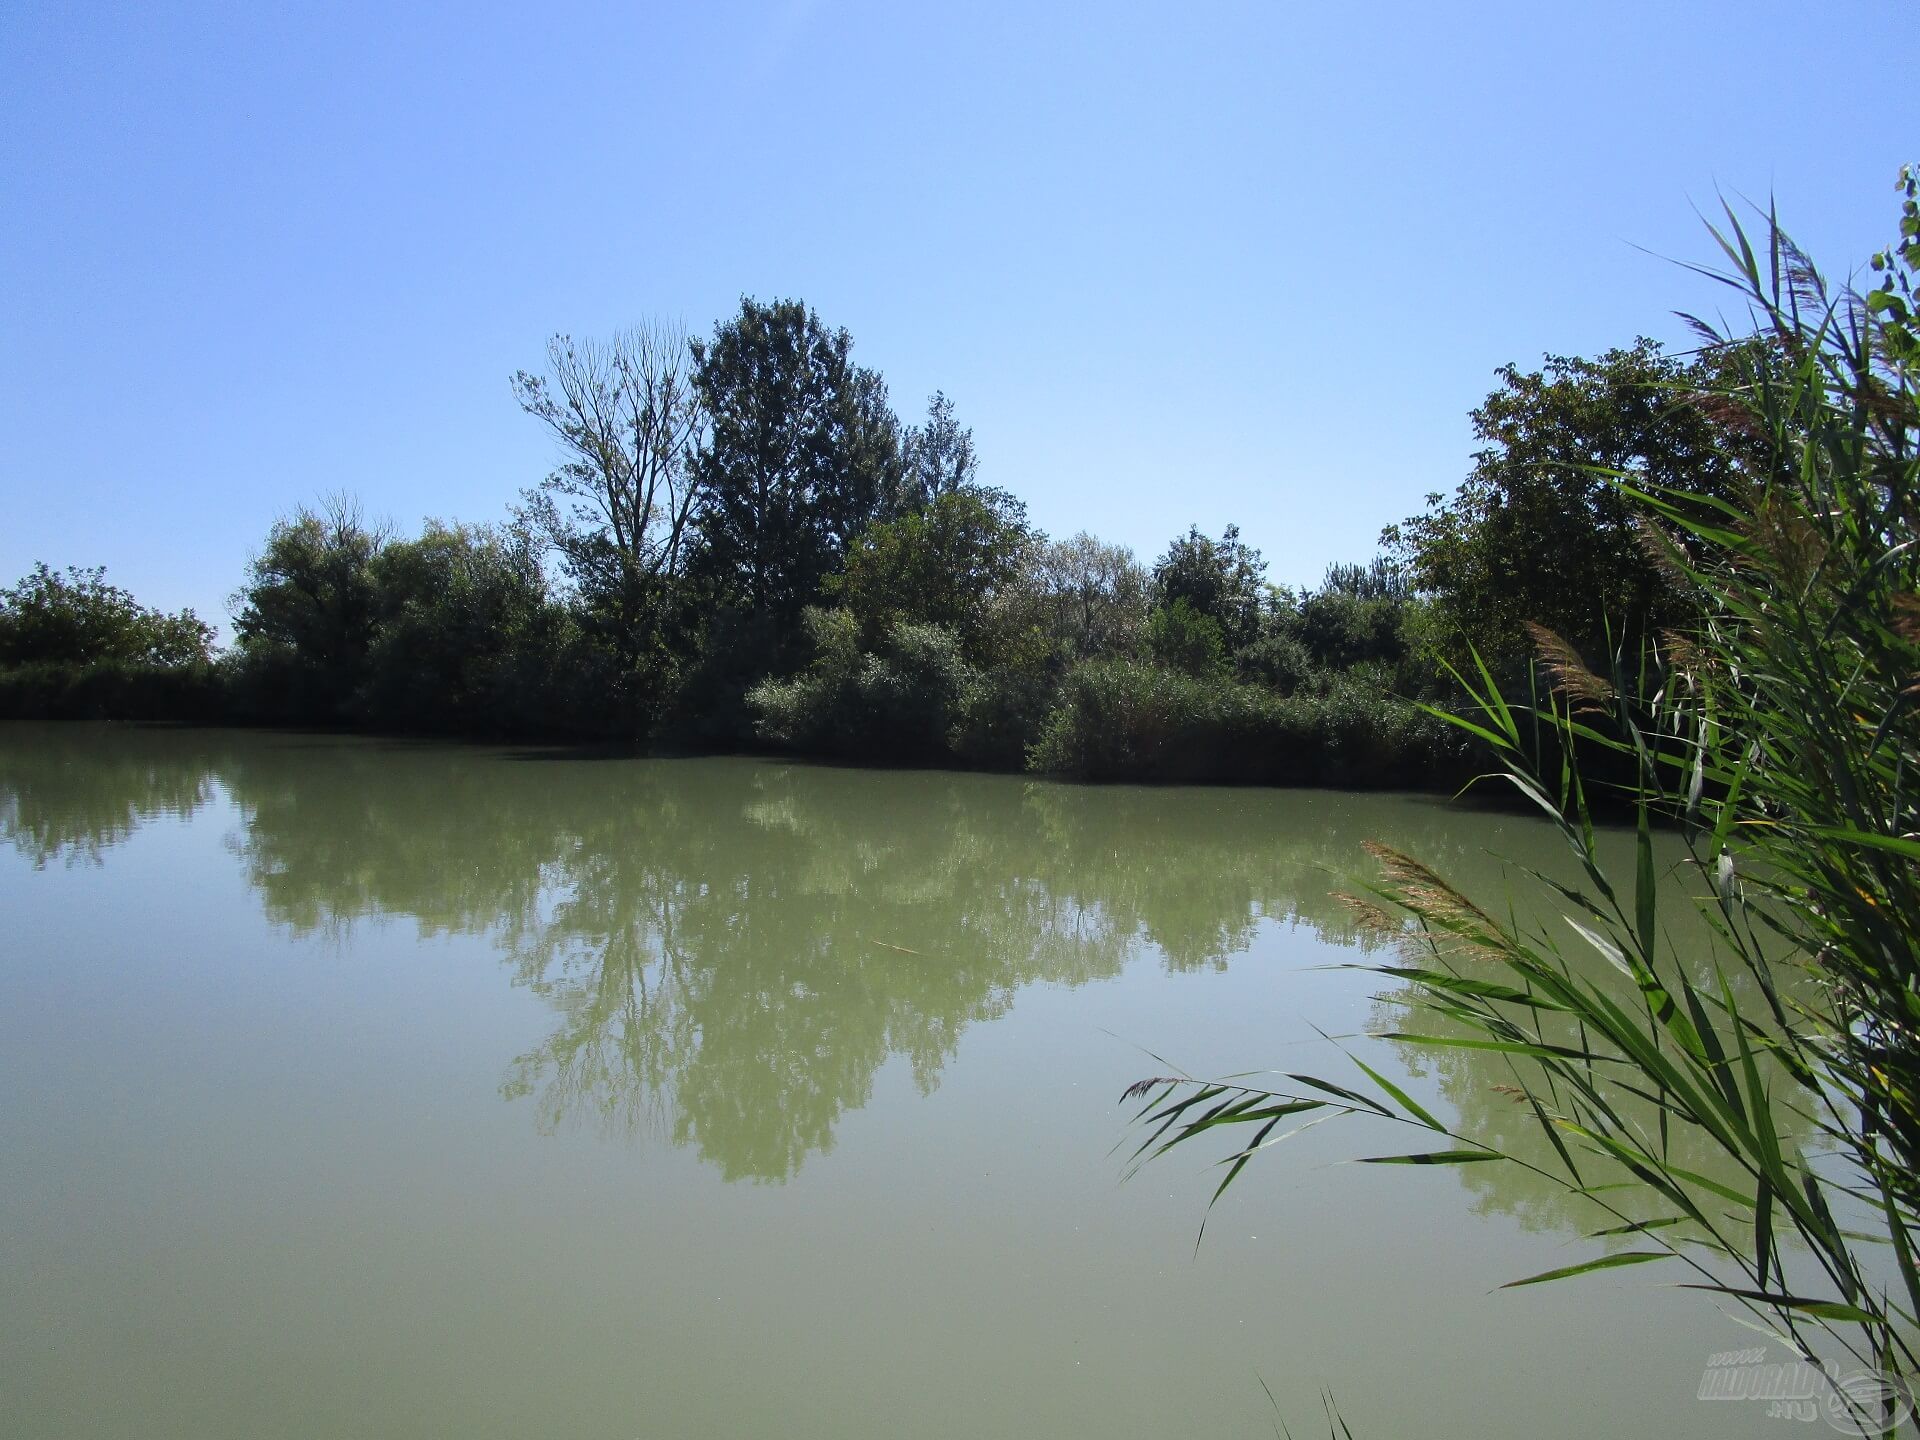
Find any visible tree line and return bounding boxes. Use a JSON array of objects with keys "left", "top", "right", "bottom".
[{"left": 0, "top": 294, "right": 1752, "bottom": 787}]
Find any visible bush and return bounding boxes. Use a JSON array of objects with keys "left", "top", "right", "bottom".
[
  {"left": 829, "top": 490, "right": 1033, "bottom": 660},
  {"left": 1145, "top": 598, "right": 1227, "bottom": 676},
  {"left": 1233, "top": 629, "right": 1315, "bottom": 692},
  {"left": 1028, "top": 659, "right": 1465, "bottom": 786},
  {"left": 1293, "top": 587, "right": 1407, "bottom": 670},
  {"left": 664, "top": 604, "right": 795, "bottom": 749},
  {"left": 0, "top": 658, "right": 226, "bottom": 722},
  {"left": 356, "top": 521, "right": 600, "bottom": 737},
  {"left": 0, "top": 564, "right": 214, "bottom": 669},
  {"left": 1004, "top": 533, "right": 1151, "bottom": 663},
  {"left": 1151, "top": 524, "right": 1266, "bottom": 652},
  {"left": 950, "top": 662, "right": 1061, "bottom": 769},
  {"left": 748, "top": 611, "right": 979, "bottom": 763}
]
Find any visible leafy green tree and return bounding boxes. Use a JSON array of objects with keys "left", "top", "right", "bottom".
[
  {"left": 690, "top": 298, "right": 902, "bottom": 634},
  {"left": 1383, "top": 340, "right": 1741, "bottom": 672},
  {"left": 828, "top": 490, "right": 1033, "bottom": 661},
  {"left": 1151, "top": 524, "right": 1267, "bottom": 654},
  {"left": 230, "top": 495, "right": 389, "bottom": 713},
  {"left": 0, "top": 563, "right": 213, "bottom": 669},
  {"left": 1290, "top": 558, "right": 1414, "bottom": 671},
  {"left": 896, "top": 391, "right": 980, "bottom": 511},
  {"left": 359, "top": 521, "right": 562, "bottom": 731},
  {"left": 748, "top": 609, "right": 980, "bottom": 764},
  {"left": 1014, "top": 533, "right": 1152, "bottom": 662},
  {"left": 1145, "top": 597, "right": 1227, "bottom": 676}
]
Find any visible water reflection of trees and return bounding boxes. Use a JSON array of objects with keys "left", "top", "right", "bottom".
[
  {"left": 208, "top": 742, "right": 1502, "bottom": 1181},
  {"left": 481, "top": 773, "right": 1537, "bottom": 1183},
  {"left": 5, "top": 724, "right": 1641, "bottom": 1190},
  {"left": 0, "top": 723, "right": 222, "bottom": 867}
]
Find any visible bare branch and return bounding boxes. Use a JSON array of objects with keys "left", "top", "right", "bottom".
[{"left": 511, "top": 320, "right": 708, "bottom": 612}]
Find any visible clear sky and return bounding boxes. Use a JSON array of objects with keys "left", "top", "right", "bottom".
[{"left": 3, "top": 1, "right": 1913, "bottom": 633}]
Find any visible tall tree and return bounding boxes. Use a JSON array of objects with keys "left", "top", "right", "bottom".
[
  {"left": 689, "top": 299, "right": 901, "bottom": 631},
  {"left": 1151, "top": 523, "right": 1267, "bottom": 653},
  {"left": 1382, "top": 339, "right": 1743, "bottom": 672},
  {"left": 359, "top": 520, "right": 557, "bottom": 730},
  {"left": 897, "top": 391, "right": 979, "bottom": 511},
  {"left": 230, "top": 494, "right": 390, "bottom": 702},
  {"left": 1021, "top": 533, "right": 1151, "bottom": 661},
  {"left": 511, "top": 322, "right": 705, "bottom": 654}
]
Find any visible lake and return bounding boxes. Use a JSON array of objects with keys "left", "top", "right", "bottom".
[{"left": 0, "top": 723, "right": 1781, "bottom": 1437}]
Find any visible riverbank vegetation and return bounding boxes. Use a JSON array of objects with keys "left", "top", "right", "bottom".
[
  {"left": 1127, "top": 179, "right": 1920, "bottom": 1424},
  {"left": 0, "top": 233, "right": 1824, "bottom": 791}
]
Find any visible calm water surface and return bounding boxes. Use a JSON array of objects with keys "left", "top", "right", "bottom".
[{"left": 0, "top": 724, "right": 1775, "bottom": 1438}]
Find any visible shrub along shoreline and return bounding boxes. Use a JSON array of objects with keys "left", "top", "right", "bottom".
[{"left": 0, "top": 649, "right": 1471, "bottom": 790}]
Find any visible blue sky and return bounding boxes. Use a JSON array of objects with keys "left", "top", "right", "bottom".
[{"left": 3, "top": 1, "right": 1913, "bottom": 632}]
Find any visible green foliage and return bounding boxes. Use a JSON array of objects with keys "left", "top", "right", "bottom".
[
  {"left": 748, "top": 609, "right": 979, "bottom": 762},
  {"left": 26, "top": 279, "right": 1750, "bottom": 791},
  {"left": 1385, "top": 339, "right": 1743, "bottom": 674},
  {"left": 358, "top": 521, "right": 608, "bottom": 735},
  {"left": 0, "top": 563, "right": 213, "bottom": 670},
  {"left": 1028, "top": 658, "right": 1460, "bottom": 786},
  {"left": 0, "top": 658, "right": 225, "bottom": 722},
  {"left": 229, "top": 496, "right": 388, "bottom": 717},
  {"left": 227, "top": 504, "right": 656, "bottom": 739},
  {"left": 747, "top": 599, "right": 1071, "bottom": 768},
  {"left": 1151, "top": 523, "right": 1267, "bottom": 653},
  {"left": 1867, "top": 164, "right": 1920, "bottom": 370},
  {"left": 1292, "top": 559, "right": 1413, "bottom": 670},
  {"left": 1026, "top": 659, "right": 1220, "bottom": 779},
  {"left": 1014, "top": 532, "right": 1152, "bottom": 663},
  {"left": 1646, "top": 188, "right": 1920, "bottom": 1244},
  {"left": 0, "top": 562, "right": 219, "bottom": 723},
  {"left": 949, "top": 658, "right": 1060, "bottom": 769},
  {"left": 691, "top": 297, "right": 901, "bottom": 635},
  {"left": 1235, "top": 558, "right": 1432, "bottom": 697},
  {"left": 828, "top": 490, "right": 1033, "bottom": 661},
  {"left": 662, "top": 605, "right": 792, "bottom": 748},
  {"left": 1232, "top": 628, "right": 1316, "bottom": 692},
  {"left": 1145, "top": 597, "right": 1227, "bottom": 676},
  {"left": 896, "top": 390, "right": 983, "bottom": 511}
]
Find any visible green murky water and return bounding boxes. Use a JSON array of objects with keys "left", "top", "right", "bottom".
[{"left": 0, "top": 724, "right": 1778, "bottom": 1437}]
